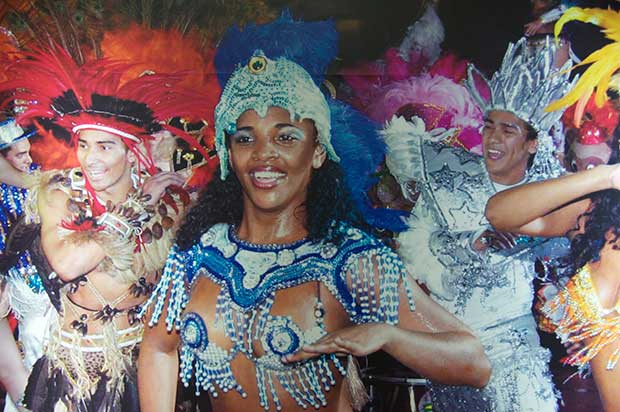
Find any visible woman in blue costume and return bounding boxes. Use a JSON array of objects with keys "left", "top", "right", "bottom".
[
  {"left": 139, "top": 14, "right": 491, "bottom": 412},
  {"left": 0, "top": 118, "right": 50, "bottom": 412}
]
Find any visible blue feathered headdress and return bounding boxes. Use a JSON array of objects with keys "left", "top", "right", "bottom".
[
  {"left": 214, "top": 11, "right": 406, "bottom": 232},
  {"left": 329, "top": 100, "right": 407, "bottom": 232},
  {"left": 215, "top": 10, "right": 338, "bottom": 87}
]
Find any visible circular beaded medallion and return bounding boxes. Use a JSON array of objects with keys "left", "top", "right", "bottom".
[
  {"left": 261, "top": 316, "right": 303, "bottom": 356},
  {"left": 248, "top": 56, "right": 268, "bottom": 74},
  {"left": 181, "top": 312, "right": 209, "bottom": 351},
  {"left": 276, "top": 249, "right": 296, "bottom": 266}
]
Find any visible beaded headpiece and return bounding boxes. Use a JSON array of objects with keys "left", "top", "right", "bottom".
[
  {"left": 465, "top": 36, "right": 576, "bottom": 179},
  {"left": 215, "top": 51, "right": 338, "bottom": 179},
  {"left": 0, "top": 118, "right": 34, "bottom": 150},
  {"left": 213, "top": 11, "right": 407, "bottom": 232}
]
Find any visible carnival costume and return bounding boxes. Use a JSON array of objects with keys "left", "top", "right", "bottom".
[
  {"left": 143, "top": 12, "right": 414, "bottom": 411},
  {"left": 384, "top": 38, "right": 574, "bottom": 411},
  {"left": 542, "top": 264, "right": 620, "bottom": 373},
  {"left": 0, "top": 119, "right": 52, "bottom": 412},
  {"left": 0, "top": 44, "right": 209, "bottom": 412},
  {"left": 538, "top": 3, "right": 620, "bottom": 379},
  {"left": 148, "top": 223, "right": 414, "bottom": 411},
  {"left": 562, "top": 93, "right": 619, "bottom": 140},
  {"left": 358, "top": 55, "right": 485, "bottom": 154},
  {"left": 341, "top": 5, "right": 484, "bottom": 155}
]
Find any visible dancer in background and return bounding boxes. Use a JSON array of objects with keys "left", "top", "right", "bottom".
[
  {"left": 0, "top": 44, "right": 211, "bottom": 411},
  {"left": 487, "top": 7, "right": 620, "bottom": 411},
  {"left": 382, "top": 37, "right": 574, "bottom": 411},
  {"left": 0, "top": 117, "right": 49, "bottom": 412}
]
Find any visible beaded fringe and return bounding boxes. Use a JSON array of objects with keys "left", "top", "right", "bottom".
[{"left": 542, "top": 265, "right": 620, "bottom": 371}]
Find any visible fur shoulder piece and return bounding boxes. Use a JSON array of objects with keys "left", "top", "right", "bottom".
[
  {"left": 37, "top": 168, "right": 190, "bottom": 283},
  {"left": 381, "top": 115, "right": 454, "bottom": 187}
]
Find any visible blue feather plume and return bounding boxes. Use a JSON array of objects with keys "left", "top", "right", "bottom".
[
  {"left": 329, "top": 100, "right": 408, "bottom": 233},
  {"left": 214, "top": 10, "right": 338, "bottom": 87}
]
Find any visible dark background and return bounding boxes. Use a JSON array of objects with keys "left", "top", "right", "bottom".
[
  {"left": 281, "top": 0, "right": 619, "bottom": 74},
  {"left": 1, "top": 0, "right": 618, "bottom": 74}
]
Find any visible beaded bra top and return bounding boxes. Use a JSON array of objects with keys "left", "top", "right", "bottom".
[
  {"left": 542, "top": 263, "right": 620, "bottom": 372},
  {"left": 145, "top": 222, "right": 415, "bottom": 410}
]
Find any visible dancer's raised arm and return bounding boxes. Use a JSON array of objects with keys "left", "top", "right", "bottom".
[{"left": 486, "top": 164, "right": 620, "bottom": 236}]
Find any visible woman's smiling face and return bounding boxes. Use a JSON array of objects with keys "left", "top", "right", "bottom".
[{"left": 228, "top": 107, "right": 326, "bottom": 215}]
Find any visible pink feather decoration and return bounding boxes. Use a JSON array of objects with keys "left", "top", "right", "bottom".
[
  {"left": 429, "top": 53, "right": 469, "bottom": 83},
  {"left": 341, "top": 47, "right": 431, "bottom": 112},
  {"left": 368, "top": 73, "right": 484, "bottom": 152}
]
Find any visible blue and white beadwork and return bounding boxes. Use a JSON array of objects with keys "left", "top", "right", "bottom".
[
  {"left": 0, "top": 171, "right": 43, "bottom": 294},
  {"left": 144, "top": 222, "right": 415, "bottom": 410},
  {"left": 261, "top": 316, "right": 302, "bottom": 357},
  {"left": 181, "top": 312, "right": 209, "bottom": 351}
]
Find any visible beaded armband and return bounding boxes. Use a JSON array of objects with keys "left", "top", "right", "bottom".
[{"left": 97, "top": 195, "right": 152, "bottom": 239}]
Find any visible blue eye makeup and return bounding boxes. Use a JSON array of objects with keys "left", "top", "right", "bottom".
[
  {"left": 277, "top": 127, "right": 304, "bottom": 142},
  {"left": 231, "top": 131, "right": 254, "bottom": 144}
]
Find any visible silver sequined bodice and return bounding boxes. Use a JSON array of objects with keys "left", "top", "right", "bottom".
[{"left": 397, "top": 142, "right": 561, "bottom": 411}]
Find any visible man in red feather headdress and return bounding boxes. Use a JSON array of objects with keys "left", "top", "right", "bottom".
[{"left": 0, "top": 44, "right": 212, "bottom": 412}]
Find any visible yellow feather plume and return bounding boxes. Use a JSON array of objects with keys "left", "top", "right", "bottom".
[
  {"left": 546, "top": 7, "right": 620, "bottom": 123},
  {"left": 554, "top": 7, "right": 620, "bottom": 42}
]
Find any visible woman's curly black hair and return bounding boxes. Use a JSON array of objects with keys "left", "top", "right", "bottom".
[
  {"left": 565, "top": 188, "right": 620, "bottom": 274},
  {"left": 563, "top": 125, "right": 620, "bottom": 274},
  {"left": 176, "top": 159, "right": 373, "bottom": 251}
]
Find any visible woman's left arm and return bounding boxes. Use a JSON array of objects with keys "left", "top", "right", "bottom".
[
  {"left": 0, "top": 317, "right": 29, "bottom": 405},
  {"left": 286, "top": 275, "right": 491, "bottom": 388}
]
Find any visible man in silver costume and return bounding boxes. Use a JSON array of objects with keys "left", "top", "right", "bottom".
[{"left": 382, "top": 38, "right": 574, "bottom": 411}]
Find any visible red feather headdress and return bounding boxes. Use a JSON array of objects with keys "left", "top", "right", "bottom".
[
  {"left": 99, "top": 24, "right": 221, "bottom": 189},
  {"left": 0, "top": 43, "right": 211, "bottom": 172},
  {"left": 0, "top": 42, "right": 214, "bottom": 213}
]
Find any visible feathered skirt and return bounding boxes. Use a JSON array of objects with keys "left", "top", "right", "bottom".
[{"left": 23, "top": 344, "right": 140, "bottom": 412}]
